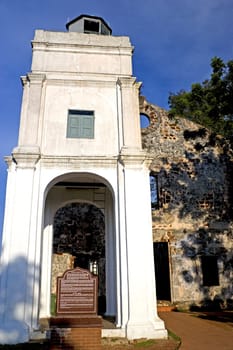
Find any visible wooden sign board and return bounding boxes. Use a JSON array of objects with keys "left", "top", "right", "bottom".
[{"left": 56, "top": 267, "right": 98, "bottom": 315}]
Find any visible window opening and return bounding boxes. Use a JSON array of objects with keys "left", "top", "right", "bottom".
[
  {"left": 150, "top": 173, "right": 159, "bottom": 209},
  {"left": 89, "top": 260, "right": 98, "bottom": 275},
  {"left": 201, "top": 256, "right": 219, "bottom": 286},
  {"left": 67, "top": 110, "right": 94, "bottom": 139},
  {"left": 84, "top": 19, "right": 100, "bottom": 34},
  {"left": 140, "top": 113, "right": 150, "bottom": 128}
]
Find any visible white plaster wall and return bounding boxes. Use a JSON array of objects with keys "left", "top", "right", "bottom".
[
  {"left": 17, "top": 29, "right": 141, "bottom": 156},
  {"left": 18, "top": 76, "right": 141, "bottom": 156},
  {"left": 0, "top": 157, "right": 42, "bottom": 343},
  {"left": 41, "top": 84, "right": 119, "bottom": 156},
  {"left": 31, "top": 30, "right": 132, "bottom": 76},
  {"left": 0, "top": 26, "right": 167, "bottom": 343}
]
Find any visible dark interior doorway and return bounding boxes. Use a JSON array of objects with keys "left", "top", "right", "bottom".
[
  {"left": 52, "top": 202, "right": 106, "bottom": 315},
  {"left": 153, "top": 242, "right": 171, "bottom": 301}
]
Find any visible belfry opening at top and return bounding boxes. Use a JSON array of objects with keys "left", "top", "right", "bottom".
[{"left": 66, "top": 14, "right": 112, "bottom": 35}]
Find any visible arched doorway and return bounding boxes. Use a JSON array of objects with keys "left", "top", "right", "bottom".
[
  {"left": 40, "top": 172, "right": 117, "bottom": 321},
  {"left": 51, "top": 202, "right": 106, "bottom": 314}
]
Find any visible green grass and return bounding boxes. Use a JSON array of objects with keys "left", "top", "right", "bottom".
[
  {"left": 167, "top": 329, "right": 182, "bottom": 349},
  {"left": 50, "top": 293, "right": 56, "bottom": 316},
  {"left": 134, "top": 339, "right": 156, "bottom": 347}
]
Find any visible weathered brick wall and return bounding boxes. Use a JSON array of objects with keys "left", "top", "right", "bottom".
[
  {"left": 50, "top": 327, "right": 101, "bottom": 350},
  {"left": 51, "top": 253, "right": 74, "bottom": 294},
  {"left": 140, "top": 96, "right": 233, "bottom": 307},
  {"left": 53, "top": 203, "right": 105, "bottom": 297}
]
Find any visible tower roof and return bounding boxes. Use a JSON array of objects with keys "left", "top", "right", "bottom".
[{"left": 66, "top": 14, "right": 112, "bottom": 35}]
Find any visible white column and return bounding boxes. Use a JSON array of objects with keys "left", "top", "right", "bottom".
[
  {"left": 39, "top": 211, "right": 53, "bottom": 318},
  {"left": 116, "top": 161, "right": 129, "bottom": 329},
  {"left": 118, "top": 77, "right": 142, "bottom": 150},
  {"left": 120, "top": 153, "right": 167, "bottom": 340},
  {"left": 105, "top": 189, "right": 116, "bottom": 316},
  {"left": 18, "top": 74, "right": 45, "bottom": 147},
  {"left": 0, "top": 151, "right": 40, "bottom": 344}
]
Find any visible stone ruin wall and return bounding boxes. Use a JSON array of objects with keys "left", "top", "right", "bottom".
[
  {"left": 51, "top": 253, "right": 74, "bottom": 294},
  {"left": 49, "top": 97, "right": 232, "bottom": 308},
  {"left": 52, "top": 203, "right": 106, "bottom": 297},
  {"left": 140, "top": 96, "right": 233, "bottom": 307}
]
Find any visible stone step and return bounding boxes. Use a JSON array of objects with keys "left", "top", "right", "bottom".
[
  {"left": 157, "top": 300, "right": 176, "bottom": 312},
  {"left": 30, "top": 330, "right": 47, "bottom": 341}
]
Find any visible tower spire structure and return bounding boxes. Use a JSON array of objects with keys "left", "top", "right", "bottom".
[{"left": 0, "top": 15, "right": 167, "bottom": 343}]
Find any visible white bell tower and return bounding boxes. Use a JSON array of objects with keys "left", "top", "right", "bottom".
[{"left": 0, "top": 15, "right": 167, "bottom": 343}]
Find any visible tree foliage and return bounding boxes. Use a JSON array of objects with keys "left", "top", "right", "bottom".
[{"left": 168, "top": 57, "right": 233, "bottom": 141}]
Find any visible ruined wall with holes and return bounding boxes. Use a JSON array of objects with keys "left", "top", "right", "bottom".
[
  {"left": 140, "top": 96, "right": 233, "bottom": 308},
  {"left": 52, "top": 203, "right": 106, "bottom": 298}
]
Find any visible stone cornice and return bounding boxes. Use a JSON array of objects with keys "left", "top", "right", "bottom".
[
  {"left": 21, "top": 73, "right": 46, "bottom": 87},
  {"left": 118, "top": 147, "right": 153, "bottom": 169},
  {"left": 43, "top": 76, "right": 120, "bottom": 87},
  {"left": 33, "top": 30, "right": 132, "bottom": 51},
  {"left": 4, "top": 156, "right": 15, "bottom": 170},
  {"left": 117, "top": 76, "right": 137, "bottom": 88},
  {"left": 12, "top": 146, "right": 41, "bottom": 169},
  {"left": 33, "top": 43, "right": 133, "bottom": 57},
  {"left": 40, "top": 155, "right": 118, "bottom": 169}
]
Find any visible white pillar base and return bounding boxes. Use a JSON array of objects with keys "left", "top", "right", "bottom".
[{"left": 126, "top": 319, "right": 167, "bottom": 340}]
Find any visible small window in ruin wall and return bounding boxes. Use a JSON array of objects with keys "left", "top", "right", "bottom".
[
  {"left": 150, "top": 173, "right": 159, "bottom": 210},
  {"left": 201, "top": 256, "right": 219, "bottom": 286},
  {"left": 140, "top": 113, "right": 150, "bottom": 128}
]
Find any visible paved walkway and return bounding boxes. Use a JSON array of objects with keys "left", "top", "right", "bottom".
[{"left": 159, "top": 311, "right": 233, "bottom": 350}]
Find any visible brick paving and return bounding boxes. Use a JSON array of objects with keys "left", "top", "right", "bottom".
[
  {"left": 160, "top": 311, "right": 233, "bottom": 350},
  {"left": 2, "top": 311, "right": 232, "bottom": 349},
  {"left": 101, "top": 316, "right": 180, "bottom": 349},
  {"left": 101, "top": 311, "right": 233, "bottom": 349}
]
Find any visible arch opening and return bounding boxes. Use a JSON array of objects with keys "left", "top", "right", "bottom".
[
  {"left": 40, "top": 171, "right": 117, "bottom": 321},
  {"left": 140, "top": 113, "right": 150, "bottom": 128},
  {"left": 51, "top": 202, "right": 106, "bottom": 315}
]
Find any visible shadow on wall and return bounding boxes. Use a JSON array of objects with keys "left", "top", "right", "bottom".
[
  {"left": 159, "top": 146, "right": 233, "bottom": 222},
  {"left": 157, "top": 137, "right": 233, "bottom": 308},
  {"left": 180, "top": 227, "right": 233, "bottom": 311},
  {"left": 0, "top": 254, "right": 40, "bottom": 344},
  {"left": 141, "top": 99, "right": 233, "bottom": 309}
]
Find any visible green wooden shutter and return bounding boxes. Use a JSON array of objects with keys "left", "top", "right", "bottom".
[
  {"left": 67, "top": 110, "right": 94, "bottom": 139},
  {"left": 67, "top": 115, "right": 82, "bottom": 138},
  {"left": 82, "top": 115, "right": 94, "bottom": 138}
]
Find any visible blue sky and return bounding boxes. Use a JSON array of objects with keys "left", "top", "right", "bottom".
[{"left": 0, "top": 0, "right": 233, "bottom": 235}]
